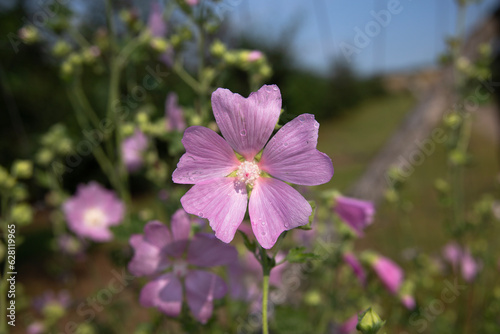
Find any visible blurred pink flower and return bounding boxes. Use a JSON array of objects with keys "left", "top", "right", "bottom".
[
  {"left": 334, "top": 196, "right": 374, "bottom": 236},
  {"left": 172, "top": 85, "right": 334, "bottom": 249},
  {"left": 62, "top": 182, "right": 125, "bottom": 241},
  {"left": 186, "top": 0, "right": 199, "bottom": 6},
  {"left": 372, "top": 256, "right": 404, "bottom": 294},
  {"left": 442, "top": 242, "right": 462, "bottom": 270},
  {"left": 128, "top": 209, "right": 237, "bottom": 323},
  {"left": 165, "top": 92, "right": 186, "bottom": 132},
  {"left": 442, "top": 242, "right": 481, "bottom": 282},
  {"left": 27, "top": 321, "right": 45, "bottom": 334},
  {"left": 401, "top": 294, "right": 416, "bottom": 310},
  {"left": 148, "top": 2, "right": 166, "bottom": 37},
  {"left": 337, "top": 313, "right": 359, "bottom": 334},
  {"left": 247, "top": 50, "right": 263, "bottom": 62},
  {"left": 343, "top": 253, "right": 366, "bottom": 286},
  {"left": 121, "top": 129, "right": 148, "bottom": 172},
  {"left": 460, "top": 250, "right": 480, "bottom": 282}
]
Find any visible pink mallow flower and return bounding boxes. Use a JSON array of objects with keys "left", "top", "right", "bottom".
[
  {"left": 372, "top": 256, "right": 404, "bottom": 294},
  {"left": 27, "top": 321, "right": 45, "bottom": 334},
  {"left": 165, "top": 92, "right": 186, "bottom": 132},
  {"left": 401, "top": 294, "right": 416, "bottom": 310},
  {"left": 121, "top": 129, "right": 148, "bottom": 172},
  {"left": 172, "top": 85, "right": 334, "bottom": 249},
  {"left": 247, "top": 50, "right": 264, "bottom": 62},
  {"left": 128, "top": 209, "right": 237, "bottom": 324},
  {"left": 442, "top": 242, "right": 481, "bottom": 282},
  {"left": 334, "top": 196, "right": 374, "bottom": 237},
  {"left": 148, "top": 2, "right": 166, "bottom": 37},
  {"left": 343, "top": 253, "right": 366, "bottom": 286},
  {"left": 63, "top": 182, "right": 125, "bottom": 242},
  {"left": 337, "top": 313, "right": 359, "bottom": 334},
  {"left": 228, "top": 252, "right": 286, "bottom": 301}
]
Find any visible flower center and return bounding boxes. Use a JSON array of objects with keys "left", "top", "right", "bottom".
[
  {"left": 236, "top": 161, "right": 260, "bottom": 186},
  {"left": 173, "top": 260, "right": 188, "bottom": 277},
  {"left": 83, "top": 208, "right": 106, "bottom": 228}
]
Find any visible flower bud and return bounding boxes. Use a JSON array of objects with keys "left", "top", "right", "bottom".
[
  {"left": 11, "top": 203, "right": 33, "bottom": 226},
  {"left": 52, "top": 40, "right": 72, "bottom": 58},
  {"left": 36, "top": 149, "right": 54, "bottom": 166},
  {"left": 18, "top": 25, "right": 39, "bottom": 44},
  {"left": 304, "top": 290, "right": 321, "bottom": 306},
  {"left": 356, "top": 307, "right": 385, "bottom": 334},
  {"left": 150, "top": 38, "right": 169, "bottom": 52},
  {"left": 210, "top": 40, "right": 226, "bottom": 57},
  {"left": 12, "top": 160, "right": 33, "bottom": 179}
]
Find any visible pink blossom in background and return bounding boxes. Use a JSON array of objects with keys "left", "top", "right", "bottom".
[
  {"left": 401, "top": 294, "right": 416, "bottom": 310},
  {"left": 128, "top": 209, "right": 237, "bottom": 323},
  {"left": 186, "top": 0, "right": 199, "bottom": 6},
  {"left": 62, "top": 182, "right": 125, "bottom": 242},
  {"left": 27, "top": 322, "right": 45, "bottom": 334},
  {"left": 165, "top": 92, "right": 186, "bottom": 132},
  {"left": 172, "top": 85, "right": 334, "bottom": 249},
  {"left": 228, "top": 252, "right": 287, "bottom": 311},
  {"left": 337, "top": 313, "right": 359, "bottom": 334},
  {"left": 442, "top": 242, "right": 462, "bottom": 270},
  {"left": 442, "top": 242, "right": 481, "bottom": 282},
  {"left": 334, "top": 196, "right": 374, "bottom": 237},
  {"left": 460, "top": 249, "right": 480, "bottom": 282},
  {"left": 121, "top": 129, "right": 148, "bottom": 172},
  {"left": 343, "top": 253, "right": 366, "bottom": 286},
  {"left": 148, "top": 2, "right": 166, "bottom": 37},
  {"left": 372, "top": 256, "right": 404, "bottom": 294},
  {"left": 247, "top": 50, "right": 263, "bottom": 62}
]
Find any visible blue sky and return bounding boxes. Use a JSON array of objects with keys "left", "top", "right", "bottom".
[{"left": 227, "top": 0, "right": 499, "bottom": 75}]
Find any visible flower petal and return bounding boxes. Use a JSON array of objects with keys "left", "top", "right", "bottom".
[
  {"left": 172, "top": 126, "right": 240, "bottom": 184},
  {"left": 249, "top": 177, "right": 312, "bottom": 249},
  {"left": 187, "top": 233, "right": 238, "bottom": 267},
  {"left": 171, "top": 208, "right": 191, "bottom": 241},
  {"left": 185, "top": 270, "right": 227, "bottom": 324},
  {"left": 143, "top": 221, "right": 172, "bottom": 248},
  {"left": 180, "top": 178, "right": 248, "bottom": 244},
  {"left": 128, "top": 234, "right": 170, "bottom": 276},
  {"left": 211, "top": 85, "right": 281, "bottom": 160},
  {"left": 259, "top": 114, "right": 334, "bottom": 186},
  {"left": 139, "top": 273, "right": 183, "bottom": 317}
]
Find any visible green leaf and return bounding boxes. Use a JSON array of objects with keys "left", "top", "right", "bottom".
[{"left": 286, "top": 246, "right": 320, "bottom": 263}]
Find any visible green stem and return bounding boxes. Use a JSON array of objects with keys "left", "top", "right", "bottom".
[
  {"left": 262, "top": 274, "right": 270, "bottom": 334},
  {"left": 173, "top": 61, "right": 202, "bottom": 94}
]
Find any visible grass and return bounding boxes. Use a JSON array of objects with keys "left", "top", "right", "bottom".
[
  {"left": 316, "top": 92, "right": 499, "bottom": 253},
  {"left": 316, "top": 93, "right": 416, "bottom": 191}
]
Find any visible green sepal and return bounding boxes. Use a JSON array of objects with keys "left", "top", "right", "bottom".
[
  {"left": 239, "top": 230, "right": 256, "bottom": 253},
  {"left": 286, "top": 246, "right": 320, "bottom": 263},
  {"left": 298, "top": 200, "right": 316, "bottom": 230}
]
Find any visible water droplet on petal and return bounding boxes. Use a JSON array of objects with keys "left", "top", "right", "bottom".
[
  {"left": 299, "top": 115, "right": 305, "bottom": 122},
  {"left": 284, "top": 223, "right": 289, "bottom": 228},
  {"left": 261, "top": 221, "right": 266, "bottom": 226},
  {"left": 240, "top": 129, "right": 247, "bottom": 136},
  {"left": 314, "top": 122, "right": 319, "bottom": 128},
  {"left": 284, "top": 142, "right": 289, "bottom": 147},
  {"left": 261, "top": 231, "right": 266, "bottom": 236},
  {"left": 272, "top": 86, "right": 278, "bottom": 91},
  {"left": 198, "top": 212, "right": 204, "bottom": 218}
]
